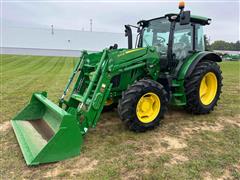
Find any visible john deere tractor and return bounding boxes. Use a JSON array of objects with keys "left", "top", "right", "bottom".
[{"left": 11, "top": 2, "right": 222, "bottom": 165}]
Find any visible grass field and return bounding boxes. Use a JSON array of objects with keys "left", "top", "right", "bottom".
[{"left": 0, "top": 54, "right": 240, "bottom": 179}]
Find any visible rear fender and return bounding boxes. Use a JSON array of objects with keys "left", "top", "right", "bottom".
[{"left": 177, "top": 51, "right": 222, "bottom": 80}]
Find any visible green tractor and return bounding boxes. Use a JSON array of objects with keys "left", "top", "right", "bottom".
[{"left": 11, "top": 2, "right": 223, "bottom": 165}]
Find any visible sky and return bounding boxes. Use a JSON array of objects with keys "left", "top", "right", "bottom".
[{"left": 1, "top": 0, "right": 240, "bottom": 43}]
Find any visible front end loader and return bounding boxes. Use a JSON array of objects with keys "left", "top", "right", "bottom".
[{"left": 11, "top": 2, "right": 223, "bottom": 165}]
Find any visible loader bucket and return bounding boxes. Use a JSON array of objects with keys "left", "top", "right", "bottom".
[{"left": 11, "top": 92, "right": 83, "bottom": 165}]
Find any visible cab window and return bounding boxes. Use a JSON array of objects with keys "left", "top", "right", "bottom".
[
  {"left": 173, "top": 23, "right": 193, "bottom": 60},
  {"left": 142, "top": 18, "right": 171, "bottom": 56},
  {"left": 195, "top": 24, "right": 205, "bottom": 51}
]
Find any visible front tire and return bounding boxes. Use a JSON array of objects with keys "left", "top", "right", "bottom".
[
  {"left": 118, "top": 79, "right": 168, "bottom": 132},
  {"left": 185, "top": 60, "right": 223, "bottom": 114}
]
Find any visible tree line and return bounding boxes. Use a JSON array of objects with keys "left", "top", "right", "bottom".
[{"left": 204, "top": 35, "right": 240, "bottom": 51}]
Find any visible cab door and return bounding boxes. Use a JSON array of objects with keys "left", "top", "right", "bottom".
[{"left": 172, "top": 23, "right": 193, "bottom": 60}]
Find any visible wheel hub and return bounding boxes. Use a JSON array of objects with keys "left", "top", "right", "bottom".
[
  {"left": 141, "top": 101, "right": 151, "bottom": 112},
  {"left": 199, "top": 72, "right": 218, "bottom": 105},
  {"left": 136, "top": 92, "right": 161, "bottom": 123}
]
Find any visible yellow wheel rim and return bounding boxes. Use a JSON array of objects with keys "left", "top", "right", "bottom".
[
  {"left": 136, "top": 92, "right": 161, "bottom": 123},
  {"left": 199, "top": 72, "right": 218, "bottom": 105}
]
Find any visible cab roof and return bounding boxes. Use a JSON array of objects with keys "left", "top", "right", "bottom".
[
  {"left": 165, "top": 13, "right": 211, "bottom": 25},
  {"left": 139, "top": 13, "right": 211, "bottom": 26}
]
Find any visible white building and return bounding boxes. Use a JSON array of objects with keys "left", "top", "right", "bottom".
[{"left": 1, "top": 26, "right": 130, "bottom": 56}]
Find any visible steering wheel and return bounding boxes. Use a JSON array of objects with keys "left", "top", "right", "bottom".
[
  {"left": 157, "top": 36, "right": 166, "bottom": 44},
  {"left": 173, "top": 42, "right": 185, "bottom": 49},
  {"left": 153, "top": 36, "right": 166, "bottom": 46},
  {"left": 153, "top": 36, "right": 166, "bottom": 49},
  {"left": 153, "top": 36, "right": 165, "bottom": 52}
]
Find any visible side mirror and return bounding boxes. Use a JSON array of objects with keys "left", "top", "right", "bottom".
[{"left": 179, "top": 11, "right": 190, "bottom": 25}]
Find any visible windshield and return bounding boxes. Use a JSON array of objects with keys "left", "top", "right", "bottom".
[{"left": 142, "top": 18, "right": 171, "bottom": 55}]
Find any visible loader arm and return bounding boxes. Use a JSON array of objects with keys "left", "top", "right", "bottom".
[
  {"left": 64, "top": 47, "right": 159, "bottom": 133},
  {"left": 66, "top": 49, "right": 113, "bottom": 134}
]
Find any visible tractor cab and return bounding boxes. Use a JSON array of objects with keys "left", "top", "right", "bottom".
[
  {"left": 139, "top": 14, "right": 210, "bottom": 58},
  {"left": 125, "top": 2, "right": 211, "bottom": 70}
]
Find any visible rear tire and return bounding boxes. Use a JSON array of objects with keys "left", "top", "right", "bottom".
[
  {"left": 185, "top": 60, "right": 223, "bottom": 114},
  {"left": 118, "top": 79, "right": 168, "bottom": 132}
]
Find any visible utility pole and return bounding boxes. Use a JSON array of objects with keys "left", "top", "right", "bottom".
[
  {"left": 90, "top": 19, "right": 92, "bottom": 32},
  {"left": 51, "top": 24, "right": 54, "bottom": 35}
]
